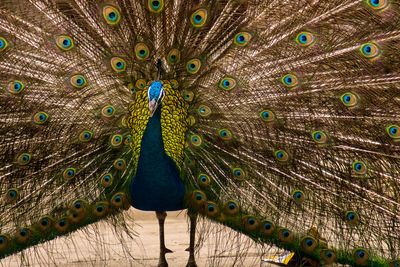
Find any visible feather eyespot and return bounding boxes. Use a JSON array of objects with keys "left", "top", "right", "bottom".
[
  {"left": 102, "top": 105, "right": 115, "bottom": 118},
  {"left": 93, "top": 202, "right": 109, "bottom": 217},
  {"left": 261, "top": 220, "right": 275, "bottom": 235},
  {"left": 183, "top": 91, "right": 194, "bottom": 102},
  {"left": 7, "top": 80, "right": 24, "bottom": 94},
  {"left": 312, "top": 131, "right": 327, "bottom": 144},
  {"left": 389, "top": 260, "right": 400, "bottom": 267},
  {"left": 56, "top": 36, "right": 74, "bottom": 50},
  {"left": 79, "top": 130, "right": 93, "bottom": 142},
  {"left": 124, "top": 135, "right": 132, "bottom": 145},
  {"left": 387, "top": 125, "right": 400, "bottom": 139},
  {"left": 296, "top": 32, "right": 315, "bottom": 46},
  {"left": 135, "top": 43, "right": 150, "bottom": 60},
  {"left": 37, "top": 217, "right": 53, "bottom": 231},
  {"left": 16, "top": 228, "right": 32, "bottom": 243},
  {"left": 190, "top": 135, "right": 202, "bottom": 146},
  {"left": 136, "top": 79, "right": 147, "bottom": 90},
  {"left": 33, "top": 112, "right": 49, "bottom": 124},
  {"left": 243, "top": 216, "right": 259, "bottom": 231},
  {"left": 17, "top": 153, "right": 31, "bottom": 166},
  {"left": 55, "top": 218, "right": 69, "bottom": 232},
  {"left": 260, "top": 109, "right": 275, "bottom": 122},
  {"left": 111, "top": 57, "right": 126, "bottom": 72},
  {"left": 274, "top": 150, "right": 290, "bottom": 162},
  {"left": 0, "top": 37, "right": 7, "bottom": 51},
  {"left": 148, "top": 0, "right": 164, "bottom": 13},
  {"left": 234, "top": 32, "right": 251, "bottom": 47},
  {"left": 340, "top": 92, "right": 359, "bottom": 107},
  {"left": 111, "top": 134, "right": 123, "bottom": 147},
  {"left": 225, "top": 201, "right": 239, "bottom": 215},
  {"left": 198, "top": 174, "right": 210, "bottom": 187},
  {"left": 103, "top": 5, "right": 121, "bottom": 25},
  {"left": 360, "top": 42, "right": 379, "bottom": 58},
  {"left": 292, "top": 190, "right": 305, "bottom": 204},
  {"left": 100, "top": 173, "right": 113, "bottom": 187},
  {"left": 232, "top": 168, "right": 245, "bottom": 180},
  {"left": 205, "top": 201, "right": 219, "bottom": 217},
  {"left": 167, "top": 49, "right": 180, "bottom": 64},
  {"left": 321, "top": 250, "right": 336, "bottom": 264},
  {"left": 190, "top": 9, "right": 207, "bottom": 27},
  {"left": 70, "top": 75, "right": 87, "bottom": 89},
  {"left": 278, "top": 228, "right": 294, "bottom": 243},
  {"left": 6, "top": 188, "right": 19, "bottom": 202},
  {"left": 111, "top": 193, "right": 128, "bottom": 209},
  {"left": 190, "top": 190, "right": 206, "bottom": 207},
  {"left": 367, "top": 0, "right": 388, "bottom": 10},
  {"left": 114, "top": 159, "right": 126, "bottom": 170},
  {"left": 345, "top": 211, "right": 359, "bottom": 224},
  {"left": 198, "top": 105, "right": 211, "bottom": 117},
  {"left": 63, "top": 168, "right": 76, "bottom": 180},
  {"left": 219, "top": 77, "right": 236, "bottom": 91},
  {"left": 353, "top": 248, "right": 369, "bottom": 265},
  {"left": 0, "top": 235, "right": 9, "bottom": 251},
  {"left": 352, "top": 161, "right": 367, "bottom": 175},
  {"left": 301, "top": 236, "right": 318, "bottom": 253},
  {"left": 218, "top": 129, "right": 232, "bottom": 140},
  {"left": 281, "top": 74, "right": 299, "bottom": 88},
  {"left": 186, "top": 59, "right": 201, "bottom": 74}
]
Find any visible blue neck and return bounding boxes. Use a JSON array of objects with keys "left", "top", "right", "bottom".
[{"left": 129, "top": 105, "right": 186, "bottom": 211}]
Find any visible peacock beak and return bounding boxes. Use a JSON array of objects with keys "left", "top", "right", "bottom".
[{"left": 148, "top": 81, "right": 164, "bottom": 117}]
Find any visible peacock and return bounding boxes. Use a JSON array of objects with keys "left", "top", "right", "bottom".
[{"left": 0, "top": 0, "right": 399, "bottom": 266}]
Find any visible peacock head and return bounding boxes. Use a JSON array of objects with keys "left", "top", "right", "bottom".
[{"left": 147, "top": 81, "right": 164, "bottom": 117}]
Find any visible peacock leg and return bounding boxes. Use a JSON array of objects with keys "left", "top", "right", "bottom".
[
  {"left": 156, "top": 211, "right": 173, "bottom": 267},
  {"left": 185, "top": 212, "right": 198, "bottom": 267}
]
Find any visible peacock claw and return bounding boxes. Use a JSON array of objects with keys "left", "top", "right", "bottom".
[
  {"left": 186, "top": 261, "right": 198, "bottom": 267},
  {"left": 165, "top": 248, "right": 173, "bottom": 253},
  {"left": 185, "top": 247, "right": 189, "bottom": 251}
]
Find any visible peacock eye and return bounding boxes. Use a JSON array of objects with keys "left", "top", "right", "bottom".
[
  {"left": 63, "top": 168, "right": 76, "bottom": 180},
  {"left": 101, "top": 173, "right": 113, "bottom": 187},
  {"left": 234, "top": 32, "right": 252, "bottom": 47},
  {"left": 218, "top": 129, "right": 232, "bottom": 140},
  {"left": 191, "top": 135, "right": 202, "bottom": 146},
  {"left": 312, "top": 131, "right": 327, "bottom": 144},
  {"left": 7, "top": 80, "right": 25, "bottom": 94},
  {"left": 33, "top": 112, "right": 49, "bottom": 124},
  {"left": 56, "top": 36, "right": 74, "bottom": 50},
  {"left": 135, "top": 43, "right": 150, "bottom": 60},
  {"left": 111, "top": 57, "right": 126, "bottom": 72},
  {"left": 278, "top": 228, "right": 293, "bottom": 243},
  {"left": 345, "top": 210, "right": 359, "bottom": 224},
  {"left": 219, "top": 77, "right": 236, "bottom": 91},
  {"left": 70, "top": 75, "right": 87, "bottom": 89},
  {"left": 148, "top": 0, "right": 164, "bottom": 13},
  {"left": 6, "top": 188, "right": 19, "bottom": 201},
  {"left": 198, "top": 174, "right": 210, "bottom": 186},
  {"left": 102, "top": 105, "right": 115, "bottom": 118},
  {"left": 198, "top": 105, "right": 211, "bottom": 117},
  {"left": 183, "top": 91, "right": 194, "bottom": 102},
  {"left": 136, "top": 79, "right": 147, "bottom": 89},
  {"left": 353, "top": 248, "right": 369, "bottom": 265},
  {"left": 292, "top": 190, "right": 305, "bottom": 204},
  {"left": 281, "top": 74, "right": 299, "bottom": 88},
  {"left": 190, "top": 9, "right": 207, "bottom": 27},
  {"left": 186, "top": 59, "right": 201, "bottom": 74},
  {"left": 360, "top": 42, "right": 379, "bottom": 58},
  {"left": 340, "top": 92, "right": 358, "bottom": 107},
  {"left": 111, "top": 134, "right": 123, "bottom": 147},
  {"left": 260, "top": 109, "right": 275, "bottom": 122},
  {"left": 296, "top": 32, "right": 315, "bottom": 46},
  {"left": 17, "top": 153, "right": 31, "bottom": 165},
  {"left": 0, "top": 37, "right": 7, "bottom": 51},
  {"left": 103, "top": 5, "right": 121, "bottom": 25},
  {"left": 79, "top": 130, "right": 93, "bottom": 142},
  {"left": 274, "top": 150, "right": 290, "bottom": 162},
  {"left": 232, "top": 168, "right": 245, "bottom": 180},
  {"left": 167, "top": 49, "right": 180, "bottom": 64},
  {"left": 114, "top": 158, "right": 126, "bottom": 170},
  {"left": 387, "top": 125, "right": 400, "bottom": 139},
  {"left": 367, "top": 0, "right": 388, "bottom": 10},
  {"left": 352, "top": 161, "right": 367, "bottom": 175}
]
